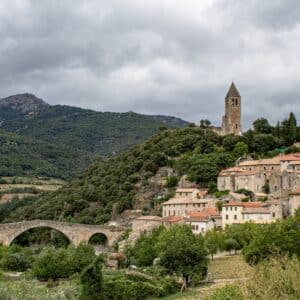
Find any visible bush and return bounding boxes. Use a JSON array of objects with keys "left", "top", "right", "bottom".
[
  {"left": 1, "top": 252, "right": 31, "bottom": 272},
  {"left": 208, "top": 285, "right": 243, "bottom": 300},
  {"left": 164, "top": 176, "right": 179, "bottom": 188},
  {"left": 80, "top": 256, "right": 104, "bottom": 300},
  {"left": 32, "top": 247, "right": 74, "bottom": 281},
  {"left": 102, "top": 273, "right": 178, "bottom": 300},
  {"left": 70, "top": 243, "right": 96, "bottom": 274}
]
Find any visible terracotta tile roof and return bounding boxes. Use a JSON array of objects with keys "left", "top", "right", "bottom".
[
  {"left": 162, "top": 198, "right": 209, "bottom": 205},
  {"left": 242, "top": 207, "right": 270, "bottom": 214},
  {"left": 239, "top": 157, "right": 281, "bottom": 166},
  {"left": 290, "top": 189, "right": 300, "bottom": 195},
  {"left": 197, "top": 189, "right": 209, "bottom": 198},
  {"left": 219, "top": 167, "right": 245, "bottom": 176},
  {"left": 279, "top": 153, "right": 300, "bottom": 162},
  {"left": 162, "top": 216, "right": 183, "bottom": 223},
  {"left": 187, "top": 208, "right": 220, "bottom": 218},
  {"left": 223, "top": 202, "right": 263, "bottom": 208},
  {"left": 185, "top": 209, "right": 220, "bottom": 222},
  {"left": 135, "top": 216, "right": 162, "bottom": 221}
]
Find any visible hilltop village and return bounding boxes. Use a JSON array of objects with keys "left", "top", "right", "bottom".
[{"left": 129, "top": 83, "right": 300, "bottom": 237}]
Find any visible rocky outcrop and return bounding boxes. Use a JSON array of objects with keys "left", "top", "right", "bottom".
[{"left": 0, "top": 93, "right": 49, "bottom": 116}]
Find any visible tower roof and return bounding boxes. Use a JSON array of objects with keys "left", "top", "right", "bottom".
[{"left": 226, "top": 82, "right": 241, "bottom": 99}]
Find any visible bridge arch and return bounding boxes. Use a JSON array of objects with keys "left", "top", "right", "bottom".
[
  {"left": 10, "top": 226, "right": 71, "bottom": 247},
  {"left": 88, "top": 232, "right": 109, "bottom": 246},
  {"left": 0, "top": 220, "right": 124, "bottom": 248}
]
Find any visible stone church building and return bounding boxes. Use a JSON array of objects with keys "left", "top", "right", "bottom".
[{"left": 212, "top": 82, "right": 242, "bottom": 136}]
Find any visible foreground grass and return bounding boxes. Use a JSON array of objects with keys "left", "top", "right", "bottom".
[
  {"left": 208, "top": 254, "right": 254, "bottom": 280},
  {"left": 0, "top": 280, "right": 80, "bottom": 300},
  {"left": 162, "top": 255, "right": 253, "bottom": 300}
]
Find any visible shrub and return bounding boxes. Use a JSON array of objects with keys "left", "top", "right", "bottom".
[
  {"left": 164, "top": 176, "right": 179, "bottom": 188},
  {"left": 1, "top": 252, "right": 31, "bottom": 272},
  {"left": 208, "top": 285, "right": 243, "bottom": 300},
  {"left": 70, "top": 243, "right": 96, "bottom": 274},
  {"left": 80, "top": 256, "right": 104, "bottom": 300},
  {"left": 32, "top": 247, "right": 74, "bottom": 281}
]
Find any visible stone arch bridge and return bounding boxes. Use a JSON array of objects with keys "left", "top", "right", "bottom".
[{"left": 0, "top": 220, "right": 125, "bottom": 247}]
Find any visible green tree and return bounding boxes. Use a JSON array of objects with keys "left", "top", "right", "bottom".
[
  {"left": 156, "top": 225, "right": 208, "bottom": 291},
  {"left": 233, "top": 142, "right": 248, "bottom": 158},
  {"left": 253, "top": 118, "right": 272, "bottom": 134},
  {"left": 70, "top": 243, "right": 96, "bottom": 273},
  {"left": 32, "top": 247, "right": 74, "bottom": 281},
  {"left": 131, "top": 227, "right": 164, "bottom": 266},
  {"left": 200, "top": 119, "right": 211, "bottom": 129},
  {"left": 205, "top": 230, "right": 224, "bottom": 260},
  {"left": 282, "top": 112, "right": 298, "bottom": 145},
  {"left": 80, "top": 256, "right": 104, "bottom": 300},
  {"left": 224, "top": 238, "right": 240, "bottom": 255}
]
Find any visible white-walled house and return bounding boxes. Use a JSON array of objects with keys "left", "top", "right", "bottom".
[
  {"left": 221, "top": 201, "right": 282, "bottom": 228},
  {"left": 184, "top": 208, "right": 221, "bottom": 234}
]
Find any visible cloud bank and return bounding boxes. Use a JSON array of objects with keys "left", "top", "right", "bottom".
[{"left": 0, "top": 0, "right": 299, "bottom": 128}]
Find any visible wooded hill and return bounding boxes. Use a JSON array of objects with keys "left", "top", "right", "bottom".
[
  {"left": 0, "top": 93, "right": 188, "bottom": 178},
  {"left": 2, "top": 112, "right": 299, "bottom": 224}
]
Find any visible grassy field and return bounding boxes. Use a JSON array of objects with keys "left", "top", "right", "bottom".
[{"left": 162, "top": 255, "right": 254, "bottom": 300}]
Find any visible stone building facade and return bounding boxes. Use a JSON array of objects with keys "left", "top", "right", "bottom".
[
  {"left": 221, "top": 201, "right": 282, "bottom": 228},
  {"left": 289, "top": 189, "right": 300, "bottom": 215}
]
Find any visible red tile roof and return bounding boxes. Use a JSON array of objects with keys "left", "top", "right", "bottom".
[
  {"left": 162, "top": 216, "right": 183, "bottom": 223},
  {"left": 279, "top": 153, "right": 300, "bottom": 161},
  {"left": 290, "top": 189, "right": 300, "bottom": 195},
  {"left": 223, "top": 202, "right": 263, "bottom": 208}
]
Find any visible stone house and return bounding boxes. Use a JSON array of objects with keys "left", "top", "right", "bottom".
[
  {"left": 132, "top": 216, "right": 162, "bottom": 234},
  {"left": 218, "top": 167, "right": 266, "bottom": 194},
  {"left": 174, "top": 188, "right": 208, "bottom": 199},
  {"left": 221, "top": 201, "right": 282, "bottom": 229},
  {"left": 218, "top": 153, "right": 300, "bottom": 198},
  {"left": 184, "top": 208, "right": 221, "bottom": 234},
  {"left": 162, "top": 216, "right": 184, "bottom": 228},
  {"left": 289, "top": 189, "right": 300, "bottom": 215}
]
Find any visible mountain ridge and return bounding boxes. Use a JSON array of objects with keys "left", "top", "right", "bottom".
[{"left": 0, "top": 93, "right": 189, "bottom": 177}]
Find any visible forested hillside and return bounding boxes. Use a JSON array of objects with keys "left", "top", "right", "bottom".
[
  {"left": 0, "top": 93, "right": 188, "bottom": 178},
  {"left": 2, "top": 112, "right": 299, "bottom": 224},
  {"left": 0, "top": 94, "right": 188, "bottom": 158},
  {"left": 0, "top": 129, "right": 91, "bottom": 179}
]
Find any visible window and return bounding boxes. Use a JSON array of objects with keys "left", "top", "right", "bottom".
[
  {"left": 272, "top": 212, "right": 275, "bottom": 218},
  {"left": 230, "top": 207, "right": 233, "bottom": 211},
  {"left": 235, "top": 207, "right": 237, "bottom": 211},
  {"left": 226, "top": 215, "right": 229, "bottom": 220},
  {"left": 234, "top": 215, "right": 237, "bottom": 220}
]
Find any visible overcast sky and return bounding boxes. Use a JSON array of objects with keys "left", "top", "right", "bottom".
[{"left": 0, "top": 0, "right": 299, "bottom": 128}]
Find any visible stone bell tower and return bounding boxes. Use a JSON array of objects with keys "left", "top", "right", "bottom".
[{"left": 222, "top": 82, "right": 242, "bottom": 135}]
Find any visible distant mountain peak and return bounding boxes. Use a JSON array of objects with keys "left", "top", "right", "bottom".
[{"left": 0, "top": 93, "right": 49, "bottom": 115}]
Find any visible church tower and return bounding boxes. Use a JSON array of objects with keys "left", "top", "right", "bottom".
[{"left": 222, "top": 82, "right": 242, "bottom": 135}]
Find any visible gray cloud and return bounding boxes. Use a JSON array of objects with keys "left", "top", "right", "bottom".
[{"left": 0, "top": 0, "right": 299, "bottom": 129}]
